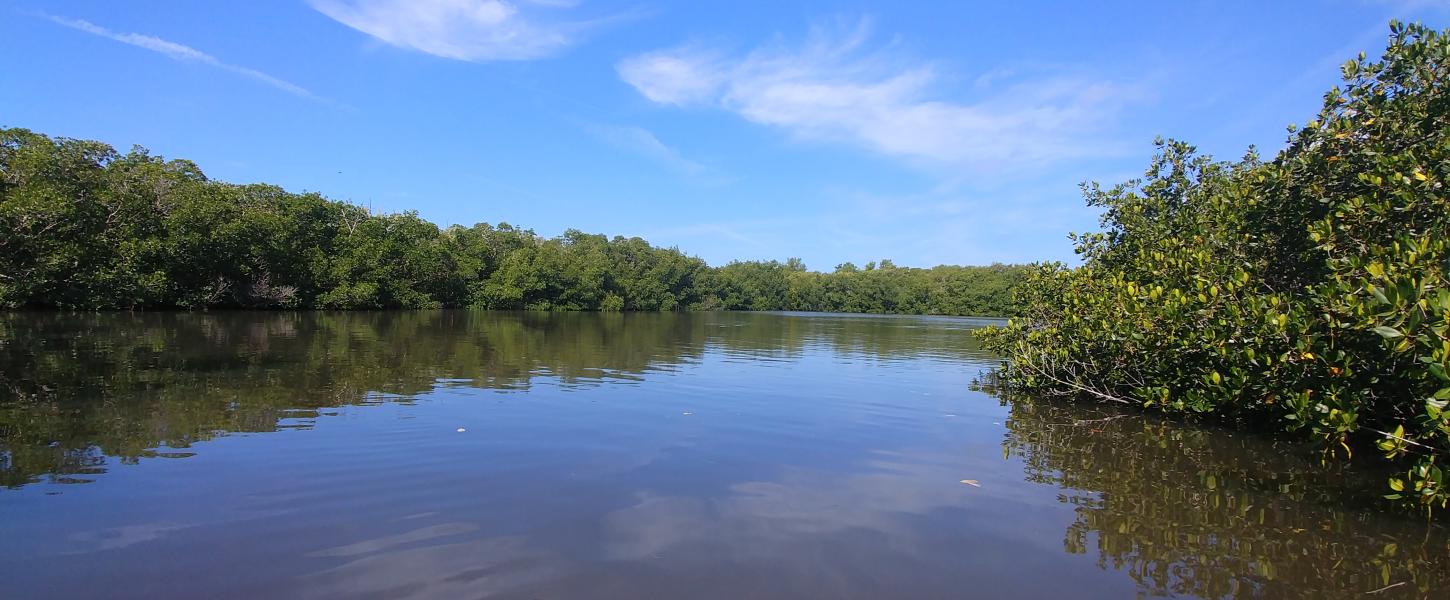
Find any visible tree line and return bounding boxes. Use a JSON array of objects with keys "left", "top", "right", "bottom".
[
  {"left": 980, "top": 22, "right": 1450, "bottom": 510},
  {"left": 0, "top": 127, "right": 1024, "bottom": 316}
]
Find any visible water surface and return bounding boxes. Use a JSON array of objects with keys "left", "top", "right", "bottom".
[{"left": 1, "top": 311, "right": 1445, "bottom": 599}]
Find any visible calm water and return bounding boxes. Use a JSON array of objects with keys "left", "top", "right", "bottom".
[{"left": 1, "top": 311, "right": 1446, "bottom": 599}]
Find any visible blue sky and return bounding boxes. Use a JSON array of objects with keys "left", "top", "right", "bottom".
[{"left": 3, "top": 1, "right": 1446, "bottom": 269}]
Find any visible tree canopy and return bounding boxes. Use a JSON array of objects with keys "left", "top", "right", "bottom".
[{"left": 0, "top": 127, "right": 1026, "bottom": 316}]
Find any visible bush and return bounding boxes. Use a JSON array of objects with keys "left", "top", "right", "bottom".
[{"left": 979, "top": 21, "right": 1450, "bottom": 511}]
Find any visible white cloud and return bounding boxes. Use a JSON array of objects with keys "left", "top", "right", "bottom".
[
  {"left": 44, "top": 15, "right": 323, "bottom": 101},
  {"left": 618, "top": 19, "right": 1139, "bottom": 171},
  {"left": 309, "top": 0, "right": 596, "bottom": 61},
  {"left": 616, "top": 47, "right": 728, "bottom": 105}
]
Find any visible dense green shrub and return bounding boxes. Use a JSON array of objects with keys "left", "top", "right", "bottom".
[{"left": 979, "top": 22, "right": 1450, "bottom": 510}]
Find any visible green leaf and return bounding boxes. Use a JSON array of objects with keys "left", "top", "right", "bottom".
[
  {"left": 1371, "top": 326, "right": 1404, "bottom": 339},
  {"left": 1430, "top": 364, "right": 1448, "bottom": 382}
]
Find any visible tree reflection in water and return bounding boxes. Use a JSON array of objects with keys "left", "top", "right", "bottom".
[
  {"left": 1002, "top": 397, "right": 1449, "bottom": 598},
  {"left": 1, "top": 311, "right": 1445, "bottom": 598}
]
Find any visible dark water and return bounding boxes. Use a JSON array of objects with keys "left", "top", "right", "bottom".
[{"left": 0, "top": 311, "right": 1445, "bottom": 599}]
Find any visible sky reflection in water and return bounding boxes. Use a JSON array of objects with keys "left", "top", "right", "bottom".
[{"left": 0, "top": 311, "right": 1446, "bottom": 599}]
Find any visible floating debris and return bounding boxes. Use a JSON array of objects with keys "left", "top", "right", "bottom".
[
  {"left": 456, "top": 427, "right": 466, "bottom": 433},
  {"left": 959, "top": 479, "right": 981, "bottom": 487},
  {"left": 682, "top": 412, "right": 694, "bottom": 416}
]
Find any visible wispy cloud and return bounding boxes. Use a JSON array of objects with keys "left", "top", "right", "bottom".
[
  {"left": 819, "top": 183, "right": 1094, "bottom": 266},
  {"left": 618, "top": 18, "right": 1140, "bottom": 171},
  {"left": 309, "top": 0, "right": 608, "bottom": 61},
  {"left": 639, "top": 218, "right": 801, "bottom": 251},
  {"left": 43, "top": 14, "right": 324, "bottom": 102},
  {"left": 584, "top": 123, "right": 711, "bottom": 178}
]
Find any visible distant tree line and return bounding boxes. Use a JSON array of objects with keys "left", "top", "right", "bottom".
[{"left": 0, "top": 127, "right": 1025, "bottom": 315}]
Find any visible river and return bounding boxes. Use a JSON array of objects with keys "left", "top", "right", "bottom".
[{"left": 0, "top": 311, "right": 1445, "bottom": 598}]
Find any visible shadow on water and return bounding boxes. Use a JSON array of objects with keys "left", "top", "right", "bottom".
[{"left": 0, "top": 310, "right": 1446, "bottom": 599}]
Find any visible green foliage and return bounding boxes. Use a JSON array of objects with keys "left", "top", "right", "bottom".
[
  {"left": 0, "top": 127, "right": 1026, "bottom": 316},
  {"left": 979, "top": 22, "right": 1450, "bottom": 511},
  {"left": 703, "top": 259, "right": 1026, "bottom": 316}
]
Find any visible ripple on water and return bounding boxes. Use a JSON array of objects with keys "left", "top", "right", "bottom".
[{"left": 0, "top": 311, "right": 1444, "bottom": 599}]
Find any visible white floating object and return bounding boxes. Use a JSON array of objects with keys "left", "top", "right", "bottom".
[
  {"left": 682, "top": 412, "right": 694, "bottom": 416},
  {"left": 959, "top": 479, "right": 980, "bottom": 487},
  {"left": 456, "top": 427, "right": 466, "bottom": 433}
]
